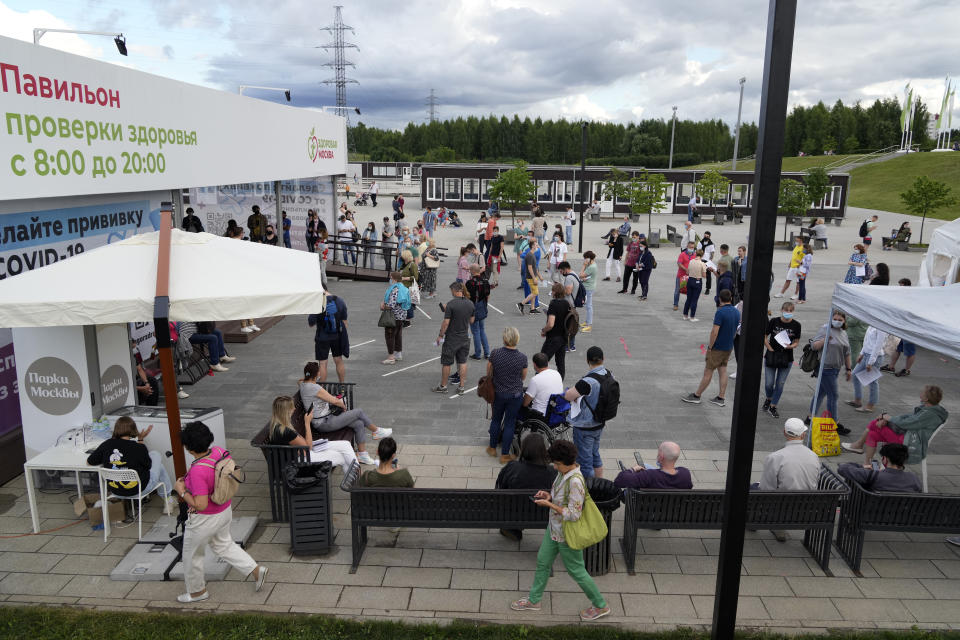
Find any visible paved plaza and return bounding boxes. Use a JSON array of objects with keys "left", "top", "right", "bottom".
[{"left": 1, "top": 203, "right": 958, "bottom": 632}]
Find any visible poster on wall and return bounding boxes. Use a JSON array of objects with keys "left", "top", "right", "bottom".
[
  {"left": 188, "top": 177, "right": 335, "bottom": 251},
  {"left": 0, "top": 328, "right": 19, "bottom": 438},
  {"left": 130, "top": 321, "right": 156, "bottom": 363},
  {"left": 0, "top": 36, "right": 345, "bottom": 200}
]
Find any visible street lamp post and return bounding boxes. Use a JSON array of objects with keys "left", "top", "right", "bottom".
[
  {"left": 732, "top": 77, "right": 747, "bottom": 170},
  {"left": 33, "top": 28, "right": 127, "bottom": 55},
  {"left": 668, "top": 106, "right": 678, "bottom": 169},
  {"left": 239, "top": 85, "right": 291, "bottom": 102}
]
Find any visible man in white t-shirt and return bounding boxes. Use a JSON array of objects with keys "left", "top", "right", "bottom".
[
  {"left": 336, "top": 214, "right": 357, "bottom": 265},
  {"left": 369, "top": 181, "right": 380, "bottom": 207},
  {"left": 521, "top": 352, "right": 564, "bottom": 418},
  {"left": 564, "top": 206, "right": 576, "bottom": 245}
]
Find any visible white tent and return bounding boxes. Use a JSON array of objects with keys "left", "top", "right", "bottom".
[
  {"left": 919, "top": 217, "right": 960, "bottom": 287},
  {"left": 0, "top": 229, "right": 325, "bottom": 327},
  {"left": 831, "top": 282, "right": 960, "bottom": 360}
]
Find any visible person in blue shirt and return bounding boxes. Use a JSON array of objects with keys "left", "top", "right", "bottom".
[
  {"left": 281, "top": 211, "right": 291, "bottom": 248},
  {"left": 681, "top": 289, "right": 740, "bottom": 407},
  {"left": 563, "top": 346, "right": 611, "bottom": 479}
]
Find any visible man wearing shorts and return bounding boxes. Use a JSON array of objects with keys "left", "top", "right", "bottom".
[
  {"left": 517, "top": 238, "right": 543, "bottom": 314},
  {"left": 433, "top": 282, "right": 475, "bottom": 395},
  {"left": 861, "top": 214, "right": 879, "bottom": 251},
  {"left": 774, "top": 235, "right": 804, "bottom": 298},
  {"left": 681, "top": 289, "right": 740, "bottom": 407},
  {"left": 307, "top": 293, "right": 348, "bottom": 383}
]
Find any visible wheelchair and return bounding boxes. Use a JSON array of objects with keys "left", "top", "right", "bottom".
[{"left": 509, "top": 395, "right": 571, "bottom": 458}]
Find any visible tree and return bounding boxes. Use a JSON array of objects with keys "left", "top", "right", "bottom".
[
  {"left": 628, "top": 171, "right": 669, "bottom": 237},
  {"left": 778, "top": 179, "right": 808, "bottom": 242},
  {"left": 601, "top": 168, "right": 631, "bottom": 214},
  {"left": 424, "top": 146, "right": 456, "bottom": 163},
  {"left": 804, "top": 166, "right": 830, "bottom": 217},
  {"left": 900, "top": 176, "right": 958, "bottom": 244},
  {"left": 696, "top": 168, "right": 731, "bottom": 216},
  {"left": 487, "top": 161, "right": 537, "bottom": 229}
]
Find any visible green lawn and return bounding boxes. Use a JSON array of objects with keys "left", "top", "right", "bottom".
[
  {"left": 848, "top": 152, "right": 960, "bottom": 220},
  {"left": 1, "top": 607, "right": 958, "bottom": 640},
  {"left": 678, "top": 155, "right": 861, "bottom": 173}
]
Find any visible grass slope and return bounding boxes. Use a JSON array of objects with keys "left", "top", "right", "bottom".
[
  {"left": 678, "top": 155, "right": 860, "bottom": 173},
  {"left": 848, "top": 152, "right": 960, "bottom": 220}
]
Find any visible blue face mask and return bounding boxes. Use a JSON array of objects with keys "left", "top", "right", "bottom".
[
  {"left": 782, "top": 313, "right": 794, "bottom": 320},
  {"left": 831, "top": 319, "right": 843, "bottom": 328}
]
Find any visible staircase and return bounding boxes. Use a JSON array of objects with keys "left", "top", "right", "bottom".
[{"left": 822, "top": 146, "right": 902, "bottom": 173}]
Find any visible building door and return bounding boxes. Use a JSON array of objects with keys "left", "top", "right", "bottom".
[{"left": 402, "top": 166, "right": 412, "bottom": 185}]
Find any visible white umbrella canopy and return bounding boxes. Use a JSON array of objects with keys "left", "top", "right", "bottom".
[
  {"left": 831, "top": 282, "right": 960, "bottom": 361},
  {"left": 0, "top": 229, "right": 325, "bottom": 328}
]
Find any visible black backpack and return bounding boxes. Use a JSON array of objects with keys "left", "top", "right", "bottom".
[
  {"left": 569, "top": 274, "right": 586, "bottom": 308},
  {"left": 586, "top": 370, "right": 620, "bottom": 425},
  {"left": 799, "top": 340, "right": 821, "bottom": 375},
  {"left": 858, "top": 219, "right": 869, "bottom": 237}
]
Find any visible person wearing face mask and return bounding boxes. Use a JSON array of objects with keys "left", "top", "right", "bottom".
[
  {"left": 673, "top": 241, "right": 696, "bottom": 311},
  {"left": 547, "top": 233, "right": 568, "bottom": 283},
  {"left": 361, "top": 222, "right": 378, "bottom": 268},
  {"left": 808, "top": 310, "right": 853, "bottom": 435},
  {"left": 633, "top": 240, "right": 655, "bottom": 300},
  {"left": 618, "top": 232, "right": 642, "bottom": 294},
  {"left": 761, "top": 302, "right": 802, "bottom": 419}
]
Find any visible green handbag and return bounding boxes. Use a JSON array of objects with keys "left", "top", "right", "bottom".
[
  {"left": 560, "top": 473, "right": 608, "bottom": 550},
  {"left": 377, "top": 308, "right": 396, "bottom": 328}
]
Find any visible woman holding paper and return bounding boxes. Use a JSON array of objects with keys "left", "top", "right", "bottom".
[
  {"left": 808, "top": 311, "right": 853, "bottom": 435},
  {"left": 266, "top": 396, "right": 358, "bottom": 474},
  {"left": 843, "top": 244, "right": 868, "bottom": 284},
  {"left": 846, "top": 326, "right": 888, "bottom": 414},
  {"left": 761, "top": 302, "right": 802, "bottom": 419}
]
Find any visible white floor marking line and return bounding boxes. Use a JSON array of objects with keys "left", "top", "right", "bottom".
[
  {"left": 449, "top": 385, "right": 479, "bottom": 398},
  {"left": 488, "top": 303, "right": 504, "bottom": 315},
  {"left": 350, "top": 339, "right": 375, "bottom": 348},
  {"left": 417, "top": 306, "right": 432, "bottom": 320},
  {"left": 381, "top": 356, "right": 440, "bottom": 377}
]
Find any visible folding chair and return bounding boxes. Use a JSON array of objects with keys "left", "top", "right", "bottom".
[{"left": 99, "top": 468, "right": 171, "bottom": 541}]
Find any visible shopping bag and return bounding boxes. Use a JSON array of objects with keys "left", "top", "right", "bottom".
[
  {"left": 679, "top": 276, "right": 689, "bottom": 295},
  {"left": 810, "top": 412, "right": 841, "bottom": 457},
  {"left": 377, "top": 309, "right": 396, "bottom": 328}
]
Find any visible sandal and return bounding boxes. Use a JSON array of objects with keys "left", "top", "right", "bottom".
[
  {"left": 381, "top": 358, "right": 397, "bottom": 365},
  {"left": 879, "top": 365, "right": 895, "bottom": 373}
]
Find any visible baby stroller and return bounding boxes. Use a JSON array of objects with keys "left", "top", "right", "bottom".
[{"left": 354, "top": 193, "right": 369, "bottom": 207}]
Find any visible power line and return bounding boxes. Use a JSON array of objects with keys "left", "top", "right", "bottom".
[
  {"left": 426, "top": 88, "right": 439, "bottom": 123},
  {"left": 319, "top": 5, "right": 358, "bottom": 127}
]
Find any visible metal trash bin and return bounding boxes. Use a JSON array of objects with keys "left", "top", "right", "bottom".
[
  {"left": 284, "top": 460, "right": 333, "bottom": 555},
  {"left": 583, "top": 477, "right": 622, "bottom": 576}
]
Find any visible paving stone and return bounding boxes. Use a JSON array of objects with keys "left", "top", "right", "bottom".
[
  {"left": 621, "top": 593, "right": 697, "bottom": 620},
  {"left": 0, "top": 535, "right": 52, "bottom": 553},
  {"left": 690, "top": 595, "right": 768, "bottom": 620},
  {"left": 315, "top": 563, "right": 385, "bottom": 586},
  {"left": 904, "top": 598, "right": 960, "bottom": 624},
  {"left": 37, "top": 536, "right": 109, "bottom": 555},
  {"left": 340, "top": 585, "right": 410, "bottom": 611},
  {"left": 58, "top": 575, "right": 135, "bottom": 599},
  {"left": 742, "top": 556, "right": 813, "bottom": 577},
  {"left": 854, "top": 577, "right": 931, "bottom": 599},
  {"left": 835, "top": 598, "right": 914, "bottom": 622},
  {"left": 702, "top": 537, "right": 771, "bottom": 557},
  {"left": 641, "top": 537, "right": 708, "bottom": 556},
  {"left": 0, "top": 572, "right": 72, "bottom": 596},
  {"left": 420, "top": 549, "right": 484, "bottom": 569},
  {"left": 889, "top": 542, "right": 960, "bottom": 560},
  {"left": 551, "top": 590, "right": 624, "bottom": 616},
  {"left": 353, "top": 546, "right": 422, "bottom": 568},
  {"left": 614, "top": 553, "right": 681, "bottom": 574},
  {"left": 932, "top": 560, "right": 960, "bottom": 579},
  {"left": 395, "top": 531, "right": 459, "bottom": 550},
  {"left": 0, "top": 552, "right": 63, "bottom": 573},
  {"left": 409, "top": 587, "right": 480, "bottom": 612},
  {"left": 786, "top": 576, "right": 857, "bottom": 598},
  {"left": 762, "top": 596, "right": 842, "bottom": 621},
  {"left": 265, "top": 582, "right": 342, "bottom": 607},
  {"left": 224, "top": 561, "right": 318, "bottom": 584},
  {"left": 866, "top": 559, "right": 948, "bottom": 579},
  {"left": 677, "top": 554, "right": 719, "bottom": 574},
  {"left": 738, "top": 576, "right": 794, "bottom": 597},
  {"left": 451, "top": 568, "right": 518, "bottom": 591},
  {"left": 653, "top": 573, "right": 717, "bottom": 595},
  {"left": 919, "top": 578, "right": 960, "bottom": 599},
  {"left": 484, "top": 550, "right": 538, "bottom": 570},
  {"left": 383, "top": 566, "right": 451, "bottom": 588},
  {"left": 458, "top": 532, "right": 519, "bottom": 551}
]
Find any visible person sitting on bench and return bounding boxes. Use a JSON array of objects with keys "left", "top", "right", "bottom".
[
  {"left": 613, "top": 441, "right": 692, "bottom": 489},
  {"left": 266, "top": 396, "right": 357, "bottom": 474},
  {"left": 837, "top": 443, "right": 921, "bottom": 493},
  {"left": 359, "top": 437, "right": 414, "bottom": 487},
  {"left": 882, "top": 222, "right": 911, "bottom": 250}
]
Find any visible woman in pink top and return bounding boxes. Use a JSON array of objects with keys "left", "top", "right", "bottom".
[
  {"left": 173, "top": 421, "right": 267, "bottom": 603},
  {"left": 457, "top": 245, "right": 473, "bottom": 282}
]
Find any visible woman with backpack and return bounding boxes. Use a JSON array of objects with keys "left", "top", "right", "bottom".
[
  {"left": 266, "top": 396, "right": 357, "bottom": 473},
  {"left": 174, "top": 421, "right": 267, "bottom": 603},
  {"left": 381, "top": 271, "right": 410, "bottom": 365},
  {"left": 539, "top": 283, "right": 573, "bottom": 379}
]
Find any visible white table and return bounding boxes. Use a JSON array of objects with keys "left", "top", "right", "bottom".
[{"left": 23, "top": 446, "right": 112, "bottom": 541}]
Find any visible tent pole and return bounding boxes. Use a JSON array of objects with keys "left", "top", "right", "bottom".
[
  {"left": 711, "top": 1, "right": 796, "bottom": 638},
  {"left": 153, "top": 202, "right": 186, "bottom": 479},
  {"left": 274, "top": 180, "right": 283, "bottom": 250}
]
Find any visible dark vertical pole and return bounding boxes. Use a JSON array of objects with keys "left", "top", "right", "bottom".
[
  {"left": 578, "top": 122, "right": 587, "bottom": 253},
  {"left": 711, "top": 2, "right": 796, "bottom": 638}
]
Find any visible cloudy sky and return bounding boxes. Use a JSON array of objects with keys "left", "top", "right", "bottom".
[{"left": 2, "top": 0, "right": 958, "bottom": 130}]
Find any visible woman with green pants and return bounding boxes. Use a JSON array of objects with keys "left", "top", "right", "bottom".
[{"left": 511, "top": 439, "right": 610, "bottom": 621}]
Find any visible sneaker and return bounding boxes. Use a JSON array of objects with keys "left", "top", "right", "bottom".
[
  {"left": 254, "top": 565, "right": 268, "bottom": 592},
  {"left": 682, "top": 315, "right": 688, "bottom": 320},
  {"left": 689, "top": 317, "right": 700, "bottom": 322},
  {"left": 581, "top": 325, "right": 592, "bottom": 333},
  {"left": 790, "top": 295, "right": 799, "bottom": 300},
  {"left": 761, "top": 399, "right": 771, "bottom": 413},
  {"left": 394, "top": 353, "right": 403, "bottom": 361},
  {"left": 681, "top": 393, "right": 701, "bottom": 404},
  {"left": 220, "top": 355, "right": 237, "bottom": 363},
  {"left": 372, "top": 427, "right": 393, "bottom": 440},
  {"left": 769, "top": 406, "right": 780, "bottom": 418},
  {"left": 709, "top": 396, "right": 725, "bottom": 407},
  {"left": 240, "top": 327, "right": 254, "bottom": 333},
  {"left": 485, "top": 446, "right": 497, "bottom": 457},
  {"left": 210, "top": 363, "right": 229, "bottom": 372},
  {"left": 469, "top": 354, "right": 482, "bottom": 360},
  {"left": 617, "top": 290, "right": 627, "bottom": 294},
  {"left": 773, "top": 293, "right": 784, "bottom": 298},
  {"left": 432, "top": 385, "right": 448, "bottom": 393},
  {"left": 177, "top": 591, "right": 210, "bottom": 603},
  {"left": 841, "top": 442, "right": 864, "bottom": 454},
  {"left": 946, "top": 536, "right": 960, "bottom": 548},
  {"left": 580, "top": 605, "right": 611, "bottom": 621},
  {"left": 616, "top": 277, "right": 621, "bottom": 282},
  {"left": 729, "top": 372, "right": 737, "bottom": 379},
  {"left": 639, "top": 296, "right": 647, "bottom": 301},
  {"left": 250, "top": 324, "right": 261, "bottom": 332},
  {"left": 673, "top": 305, "right": 679, "bottom": 311},
  {"left": 895, "top": 369, "right": 911, "bottom": 377},
  {"left": 771, "top": 530, "right": 789, "bottom": 543},
  {"left": 510, "top": 597, "right": 541, "bottom": 612},
  {"left": 602, "top": 277, "right": 611, "bottom": 281},
  {"left": 567, "top": 346, "right": 576, "bottom": 352},
  {"left": 516, "top": 302, "right": 525, "bottom": 315},
  {"left": 836, "top": 424, "right": 851, "bottom": 436},
  {"left": 456, "top": 386, "right": 466, "bottom": 395},
  {"left": 580, "top": 321, "right": 588, "bottom": 327},
  {"left": 449, "top": 373, "right": 461, "bottom": 384},
  {"left": 357, "top": 451, "right": 376, "bottom": 465},
  {"left": 381, "top": 358, "right": 397, "bottom": 365},
  {"left": 879, "top": 365, "right": 895, "bottom": 373},
  {"left": 177, "top": 390, "right": 190, "bottom": 399},
  {"left": 529, "top": 308, "right": 541, "bottom": 314}
]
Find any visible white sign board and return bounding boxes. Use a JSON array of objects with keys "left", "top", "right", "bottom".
[{"left": 0, "top": 35, "right": 346, "bottom": 200}]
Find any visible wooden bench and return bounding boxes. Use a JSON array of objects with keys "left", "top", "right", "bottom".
[
  {"left": 835, "top": 480, "right": 960, "bottom": 574},
  {"left": 341, "top": 461, "right": 549, "bottom": 572},
  {"left": 619, "top": 465, "right": 847, "bottom": 575},
  {"left": 251, "top": 382, "right": 357, "bottom": 522}
]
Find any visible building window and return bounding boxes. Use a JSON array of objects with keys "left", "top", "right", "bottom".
[
  {"left": 822, "top": 185, "right": 842, "bottom": 209},
  {"left": 616, "top": 186, "right": 631, "bottom": 205},
  {"left": 591, "top": 181, "right": 606, "bottom": 203},
  {"left": 536, "top": 180, "right": 554, "bottom": 203},
  {"left": 463, "top": 178, "right": 480, "bottom": 202},
  {"left": 412, "top": 166, "right": 422, "bottom": 178},
  {"left": 731, "top": 184, "right": 749, "bottom": 207},
  {"left": 444, "top": 178, "right": 461, "bottom": 201},
  {"left": 676, "top": 183, "right": 695, "bottom": 204},
  {"left": 426, "top": 177, "right": 442, "bottom": 201},
  {"left": 386, "top": 166, "right": 397, "bottom": 177},
  {"left": 481, "top": 179, "right": 492, "bottom": 201},
  {"left": 555, "top": 180, "right": 574, "bottom": 203}
]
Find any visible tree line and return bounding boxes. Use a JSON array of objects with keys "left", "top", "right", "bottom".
[{"left": 349, "top": 96, "right": 953, "bottom": 167}]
